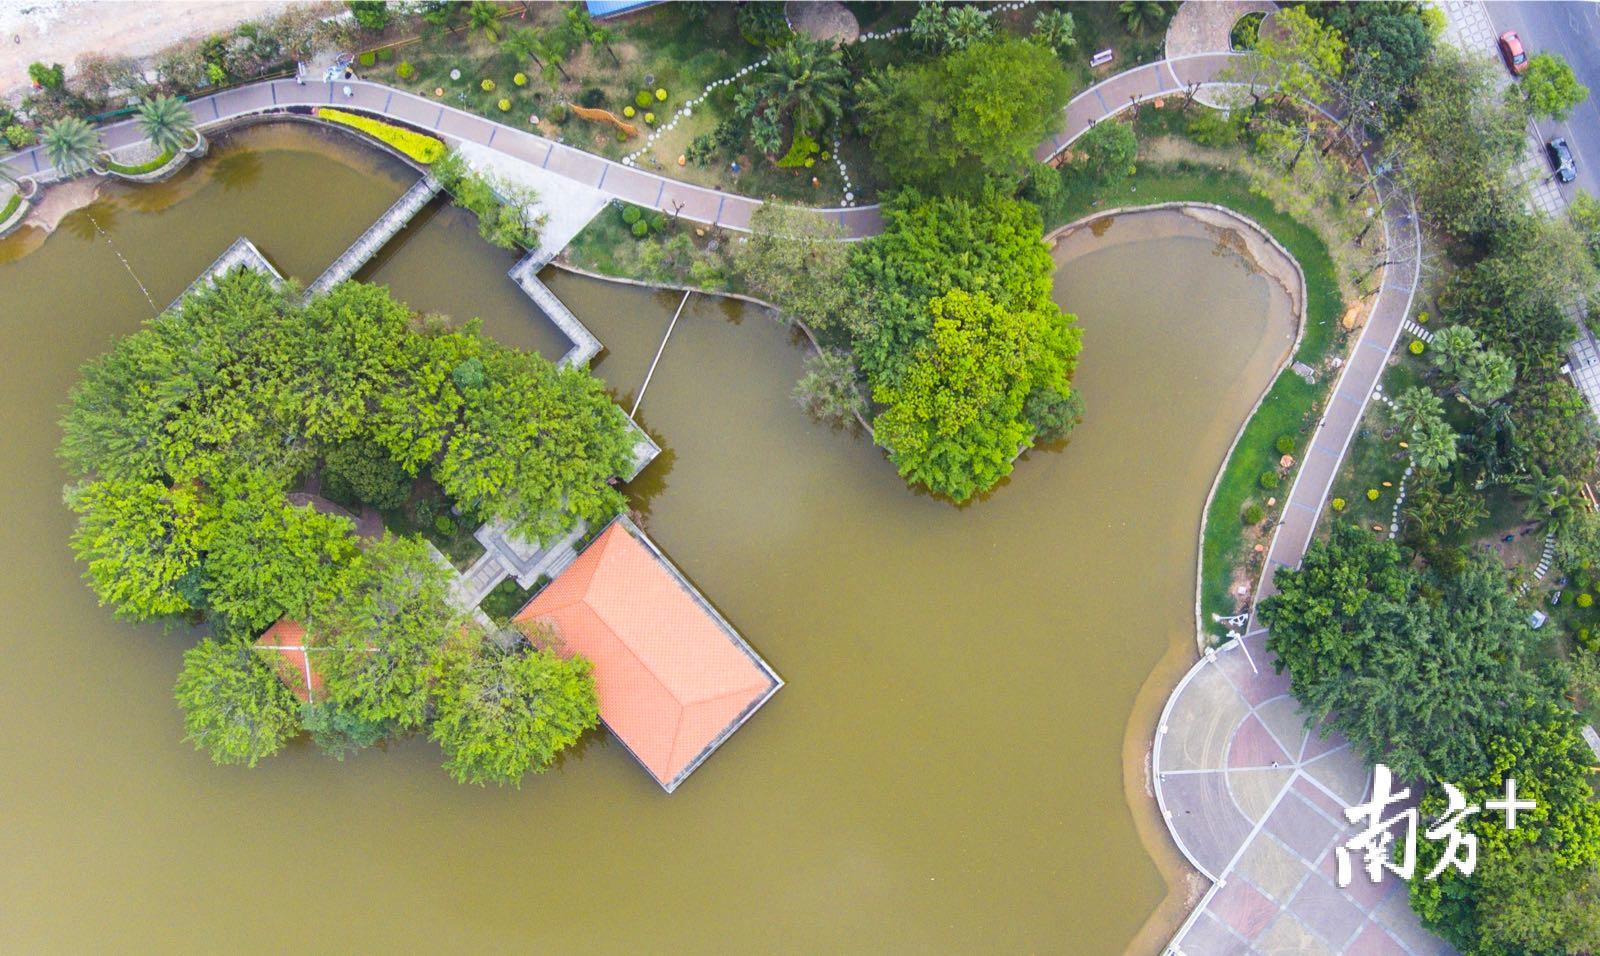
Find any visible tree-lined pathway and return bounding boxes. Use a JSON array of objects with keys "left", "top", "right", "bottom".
[{"left": 0, "top": 45, "right": 1432, "bottom": 953}]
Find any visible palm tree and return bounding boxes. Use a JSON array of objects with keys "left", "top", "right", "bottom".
[
  {"left": 42, "top": 116, "right": 102, "bottom": 177},
  {"left": 1517, "top": 469, "right": 1581, "bottom": 536},
  {"left": 757, "top": 37, "right": 850, "bottom": 138},
  {"left": 1410, "top": 417, "right": 1459, "bottom": 473},
  {"left": 1119, "top": 0, "right": 1175, "bottom": 36},
  {"left": 588, "top": 21, "right": 620, "bottom": 67},
  {"left": 1033, "top": 9, "right": 1076, "bottom": 54},
  {"left": 468, "top": 1, "right": 504, "bottom": 43},
  {"left": 135, "top": 95, "right": 197, "bottom": 154},
  {"left": 945, "top": 5, "right": 992, "bottom": 51},
  {"left": 1390, "top": 386, "right": 1445, "bottom": 436},
  {"left": 502, "top": 27, "right": 546, "bottom": 69}
]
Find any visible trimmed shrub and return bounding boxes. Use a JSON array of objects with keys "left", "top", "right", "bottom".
[
  {"left": 378, "top": 48, "right": 393, "bottom": 63},
  {"left": 481, "top": 78, "right": 496, "bottom": 92},
  {"left": 621, "top": 205, "right": 642, "bottom": 224},
  {"left": 1366, "top": 488, "right": 1380, "bottom": 501},
  {"left": 4, "top": 124, "right": 36, "bottom": 149},
  {"left": 497, "top": 98, "right": 511, "bottom": 112},
  {"left": 644, "top": 112, "right": 655, "bottom": 124},
  {"left": 1258, "top": 470, "right": 1279, "bottom": 490},
  {"left": 654, "top": 88, "right": 667, "bottom": 101},
  {"left": 435, "top": 515, "right": 458, "bottom": 537},
  {"left": 396, "top": 61, "right": 415, "bottom": 81},
  {"left": 1581, "top": 593, "right": 1595, "bottom": 608},
  {"left": 1330, "top": 497, "right": 1346, "bottom": 512},
  {"left": 1274, "top": 435, "right": 1294, "bottom": 455},
  {"left": 631, "top": 219, "right": 649, "bottom": 237},
  {"left": 1408, "top": 339, "right": 1425, "bottom": 355},
  {"left": 514, "top": 72, "right": 528, "bottom": 86},
  {"left": 635, "top": 90, "right": 652, "bottom": 108},
  {"left": 358, "top": 51, "right": 377, "bottom": 68},
  {"left": 1580, "top": 628, "right": 1598, "bottom": 652},
  {"left": 315, "top": 108, "right": 445, "bottom": 163},
  {"left": 623, "top": 105, "right": 636, "bottom": 118},
  {"left": 1242, "top": 504, "right": 1265, "bottom": 525}
]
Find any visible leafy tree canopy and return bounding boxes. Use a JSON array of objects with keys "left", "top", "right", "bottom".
[
  {"left": 174, "top": 637, "right": 300, "bottom": 767},
  {"left": 858, "top": 36, "right": 1072, "bottom": 196},
  {"left": 1517, "top": 51, "right": 1589, "bottom": 122},
  {"left": 431, "top": 635, "right": 600, "bottom": 786},
  {"left": 67, "top": 477, "right": 204, "bottom": 621},
  {"left": 1262, "top": 524, "right": 1556, "bottom": 781}
]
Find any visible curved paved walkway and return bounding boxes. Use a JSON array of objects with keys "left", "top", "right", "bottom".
[
  {"left": 1166, "top": 1, "right": 1277, "bottom": 59},
  {"left": 1, "top": 52, "right": 1429, "bottom": 953}
]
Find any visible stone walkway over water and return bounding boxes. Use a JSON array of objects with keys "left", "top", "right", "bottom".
[{"left": 306, "top": 174, "right": 440, "bottom": 299}]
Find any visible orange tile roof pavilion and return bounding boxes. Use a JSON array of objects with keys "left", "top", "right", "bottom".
[
  {"left": 254, "top": 619, "right": 324, "bottom": 704},
  {"left": 515, "top": 516, "right": 781, "bottom": 792}
]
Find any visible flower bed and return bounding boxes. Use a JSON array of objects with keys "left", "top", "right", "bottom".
[
  {"left": 314, "top": 108, "right": 445, "bottom": 164},
  {"left": 103, "top": 149, "right": 176, "bottom": 176},
  {"left": 0, "top": 191, "right": 21, "bottom": 224}
]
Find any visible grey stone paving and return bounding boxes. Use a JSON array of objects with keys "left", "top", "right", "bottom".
[
  {"left": 305, "top": 174, "right": 440, "bottom": 299},
  {"left": 169, "top": 236, "right": 283, "bottom": 311}
]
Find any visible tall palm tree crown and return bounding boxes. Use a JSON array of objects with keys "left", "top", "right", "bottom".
[
  {"left": 757, "top": 37, "right": 850, "bottom": 138},
  {"left": 42, "top": 116, "right": 101, "bottom": 177},
  {"left": 136, "top": 95, "right": 197, "bottom": 155}
]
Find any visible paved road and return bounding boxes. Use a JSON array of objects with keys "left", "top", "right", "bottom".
[{"left": 1483, "top": 0, "right": 1600, "bottom": 199}]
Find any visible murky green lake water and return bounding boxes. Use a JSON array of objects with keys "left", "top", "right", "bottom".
[{"left": 0, "top": 125, "right": 1293, "bottom": 952}]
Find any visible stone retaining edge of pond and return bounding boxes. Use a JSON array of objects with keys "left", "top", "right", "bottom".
[{"left": 1047, "top": 201, "right": 1309, "bottom": 655}]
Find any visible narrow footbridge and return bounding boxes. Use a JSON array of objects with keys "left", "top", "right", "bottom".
[{"left": 304, "top": 174, "right": 440, "bottom": 299}]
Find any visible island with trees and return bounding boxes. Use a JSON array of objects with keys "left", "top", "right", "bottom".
[{"left": 61, "top": 270, "right": 634, "bottom": 784}]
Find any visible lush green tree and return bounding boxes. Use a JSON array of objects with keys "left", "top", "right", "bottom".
[
  {"left": 28, "top": 61, "right": 65, "bottom": 90},
  {"left": 300, "top": 702, "right": 392, "bottom": 759},
  {"left": 59, "top": 268, "right": 299, "bottom": 484},
  {"left": 134, "top": 95, "right": 196, "bottom": 154},
  {"left": 737, "top": 1, "right": 792, "bottom": 47},
  {"left": 1572, "top": 189, "right": 1600, "bottom": 270},
  {"left": 857, "top": 37, "right": 1073, "bottom": 195},
  {"left": 66, "top": 478, "right": 204, "bottom": 620},
  {"left": 1429, "top": 324, "right": 1480, "bottom": 378},
  {"left": 321, "top": 439, "right": 413, "bottom": 511},
  {"left": 435, "top": 345, "right": 636, "bottom": 541},
  {"left": 200, "top": 469, "right": 360, "bottom": 633},
  {"left": 431, "top": 638, "right": 599, "bottom": 786},
  {"left": 173, "top": 637, "right": 300, "bottom": 767},
  {"left": 1509, "top": 374, "right": 1600, "bottom": 482},
  {"left": 315, "top": 535, "right": 463, "bottom": 730},
  {"left": 793, "top": 348, "right": 866, "bottom": 428},
  {"left": 751, "top": 36, "right": 849, "bottom": 138},
  {"left": 1342, "top": 10, "right": 1433, "bottom": 128},
  {"left": 1389, "top": 385, "right": 1444, "bottom": 435},
  {"left": 872, "top": 288, "right": 1075, "bottom": 501},
  {"left": 347, "top": 1, "right": 391, "bottom": 31},
  {"left": 1410, "top": 414, "right": 1458, "bottom": 473},
  {"left": 1032, "top": 8, "right": 1076, "bottom": 54},
  {"left": 1118, "top": 0, "right": 1175, "bottom": 36},
  {"left": 1228, "top": 6, "right": 1345, "bottom": 110},
  {"left": 41, "top": 116, "right": 101, "bottom": 177},
  {"left": 288, "top": 281, "right": 412, "bottom": 444},
  {"left": 909, "top": 2, "right": 992, "bottom": 54},
  {"left": 1518, "top": 51, "right": 1589, "bottom": 122},
  {"left": 736, "top": 202, "right": 854, "bottom": 330},
  {"left": 370, "top": 320, "right": 476, "bottom": 474},
  {"left": 1392, "top": 46, "right": 1526, "bottom": 242},
  {"left": 1069, "top": 121, "right": 1137, "bottom": 186},
  {"left": 1262, "top": 525, "right": 1555, "bottom": 781},
  {"left": 1411, "top": 705, "right": 1600, "bottom": 952},
  {"left": 466, "top": 1, "right": 504, "bottom": 42}
]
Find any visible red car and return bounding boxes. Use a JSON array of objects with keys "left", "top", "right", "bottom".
[{"left": 1499, "top": 31, "right": 1528, "bottom": 75}]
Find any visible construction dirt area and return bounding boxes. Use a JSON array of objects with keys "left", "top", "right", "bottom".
[{"left": 0, "top": 0, "right": 305, "bottom": 99}]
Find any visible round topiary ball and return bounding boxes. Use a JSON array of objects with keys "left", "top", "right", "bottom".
[
  {"left": 644, "top": 112, "right": 655, "bottom": 124},
  {"left": 481, "top": 78, "right": 495, "bottom": 92},
  {"left": 1275, "top": 435, "right": 1294, "bottom": 455},
  {"left": 497, "top": 98, "right": 511, "bottom": 111},
  {"left": 622, "top": 205, "right": 642, "bottom": 225},
  {"left": 1242, "top": 504, "right": 1265, "bottom": 524},
  {"left": 1409, "top": 339, "right": 1425, "bottom": 355},
  {"left": 623, "top": 105, "right": 636, "bottom": 118},
  {"left": 514, "top": 72, "right": 528, "bottom": 87},
  {"left": 1581, "top": 593, "right": 1595, "bottom": 608},
  {"left": 1366, "top": 488, "right": 1380, "bottom": 501},
  {"left": 655, "top": 88, "right": 667, "bottom": 101},
  {"left": 631, "top": 219, "right": 650, "bottom": 237},
  {"left": 636, "top": 90, "right": 652, "bottom": 108},
  {"left": 1258, "top": 470, "right": 1279, "bottom": 490},
  {"left": 1331, "top": 497, "right": 1346, "bottom": 512}
]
